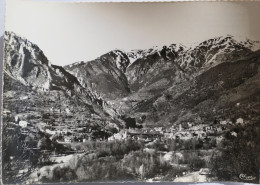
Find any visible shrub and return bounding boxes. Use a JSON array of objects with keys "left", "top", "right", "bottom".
[
  {"left": 189, "top": 157, "right": 206, "bottom": 170},
  {"left": 52, "top": 166, "right": 77, "bottom": 182},
  {"left": 179, "top": 152, "right": 206, "bottom": 170},
  {"left": 121, "top": 151, "right": 171, "bottom": 179},
  {"left": 78, "top": 140, "right": 143, "bottom": 158},
  {"left": 210, "top": 124, "right": 260, "bottom": 183},
  {"left": 74, "top": 156, "right": 135, "bottom": 181}
]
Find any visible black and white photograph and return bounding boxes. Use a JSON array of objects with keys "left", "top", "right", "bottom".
[{"left": 1, "top": 0, "right": 260, "bottom": 184}]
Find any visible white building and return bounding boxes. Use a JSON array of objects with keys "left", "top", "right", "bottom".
[
  {"left": 179, "top": 124, "right": 183, "bottom": 131},
  {"left": 64, "top": 137, "right": 72, "bottom": 143},
  {"left": 20, "top": 96, "right": 29, "bottom": 100},
  {"left": 45, "top": 129, "right": 56, "bottom": 135},
  {"left": 236, "top": 118, "right": 244, "bottom": 125},
  {"left": 65, "top": 108, "right": 71, "bottom": 114},
  {"left": 220, "top": 120, "right": 227, "bottom": 125},
  {"left": 19, "top": 121, "right": 29, "bottom": 128},
  {"left": 216, "top": 135, "right": 224, "bottom": 145},
  {"left": 231, "top": 131, "right": 238, "bottom": 137}
]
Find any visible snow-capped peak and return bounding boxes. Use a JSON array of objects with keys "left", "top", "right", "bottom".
[
  {"left": 127, "top": 44, "right": 186, "bottom": 64},
  {"left": 111, "top": 49, "right": 130, "bottom": 72}
]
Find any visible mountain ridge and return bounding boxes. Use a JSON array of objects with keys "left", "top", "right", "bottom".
[
  {"left": 4, "top": 31, "right": 260, "bottom": 127},
  {"left": 63, "top": 34, "right": 260, "bottom": 129}
]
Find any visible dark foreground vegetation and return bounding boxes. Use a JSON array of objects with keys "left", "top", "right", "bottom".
[
  {"left": 37, "top": 123, "right": 259, "bottom": 183},
  {"left": 211, "top": 123, "right": 260, "bottom": 183}
]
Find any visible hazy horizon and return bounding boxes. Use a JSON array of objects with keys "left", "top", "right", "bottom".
[{"left": 5, "top": 0, "right": 260, "bottom": 66}]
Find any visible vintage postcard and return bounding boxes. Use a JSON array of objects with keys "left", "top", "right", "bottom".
[{"left": 1, "top": 0, "right": 260, "bottom": 184}]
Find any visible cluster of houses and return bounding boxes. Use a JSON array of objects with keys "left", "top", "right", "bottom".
[
  {"left": 40, "top": 124, "right": 93, "bottom": 143},
  {"left": 107, "top": 118, "right": 245, "bottom": 143},
  {"left": 38, "top": 116, "right": 245, "bottom": 144},
  {"left": 108, "top": 129, "right": 163, "bottom": 142},
  {"left": 6, "top": 102, "right": 245, "bottom": 146}
]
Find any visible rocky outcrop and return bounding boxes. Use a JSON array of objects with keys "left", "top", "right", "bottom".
[
  {"left": 4, "top": 31, "right": 106, "bottom": 107},
  {"left": 4, "top": 32, "right": 52, "bottom": 89}
]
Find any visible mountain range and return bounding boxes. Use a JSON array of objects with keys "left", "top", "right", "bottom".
[{"left": 3, "top": 31, "right": 260, "bottom": 131}]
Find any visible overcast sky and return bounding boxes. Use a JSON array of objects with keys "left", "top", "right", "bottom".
[{"left": 5, "top": 0, "right": 260, "bottom": 66}]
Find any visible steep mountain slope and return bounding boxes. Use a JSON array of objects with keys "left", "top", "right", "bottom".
[
  {"left": 4, "top": 32, "right": 96, "bottom": 104},
  {"left": 126, "top": 36, "right": 256, "bottom": 89},
  {"left": 3, "top": 31, "right": 122, "bottom": 130},
  {"left": 64, "top": 36, "right": 260, "bottom": 117},
  {"left": 65, "top": 50, "right": 131, "bottom": 100},
  {"left": 126, "top": 44, "right": 187, "bottom": 92},
  {"left": 130, "top": 50, "right": 260, "bottom": 127},
  {"left": 112, "top": 36, "right": 257, "bottom": 115},
  {"left": 4, "top": 32, "right": 51, "bottom": 89},
  {"left": 65, "top": 44, "right": 188, "bottom": 104}
]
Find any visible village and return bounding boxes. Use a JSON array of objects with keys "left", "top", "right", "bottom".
[
  {"left": 3, "top": 90, "right": 247, "bottom": 151},
  {"left": 5, "top": 104, "right": 245, "bottom": 149},
  {"left": 2, "top": 78, "right": 249, "bottom": 152}
]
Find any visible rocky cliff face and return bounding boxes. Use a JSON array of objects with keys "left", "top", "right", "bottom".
[
  {"left": 4, "top": 32, "right": 102, "bottom": 105},
  {"left": 4, "top": 32, "right": 52, "bottom": 89},
  {"left": 65, "top": 50, "right": 131, "bottom": 100}
]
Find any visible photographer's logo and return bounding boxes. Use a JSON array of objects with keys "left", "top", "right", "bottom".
[{"left": 239, "top": 173, "right": 256, "bottom": 181}]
